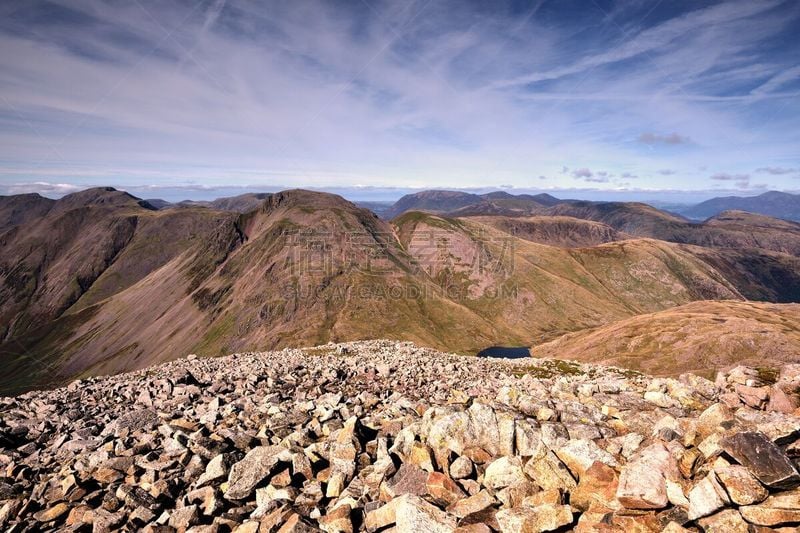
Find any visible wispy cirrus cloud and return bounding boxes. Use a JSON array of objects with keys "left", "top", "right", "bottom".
[
  {"left": 710, "top": 172, "right": 752, "bottom": 189},
  {"left": 0, "top": 0, "right": 798, "bottom": 195},
  {"left": 756, "top": 166, "right": 798, "bottom": 175},
  {"left": 638, "top": 133, "right": 692, "bottom": 145},
  {"left": 3, "top": 182, "right": 84, "bottom": 195}
]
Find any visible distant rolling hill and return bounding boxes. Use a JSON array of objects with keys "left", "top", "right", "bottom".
[
  {"left": 386, "top": 190, "right": 800, "bottom": 257},
  {"left": 677, "top": 190, "right": 800, "bottom": 222},
  {"left": 531, "top": 300, "right": 800, "bottom": 377},
  {"left": 465, "top": 215, "right": 626, "bottom": 248},
  {"left": 541, "top": 202, "right": 800, "bottom": 257},
  {"left": 383, "top": 190, "right": 562, "bottom": 219}
]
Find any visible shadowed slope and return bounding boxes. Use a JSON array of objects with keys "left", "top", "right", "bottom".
[{"left": 0, "top": 193, "right": 55, "bottom": 232}]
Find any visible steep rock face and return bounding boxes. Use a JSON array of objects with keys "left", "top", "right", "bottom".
[{"left": 1, "top": 341, "right": 798, "bottom": 532}]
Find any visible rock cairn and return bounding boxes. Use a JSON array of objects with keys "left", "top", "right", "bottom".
[{"left": 0, "top": 340, "right": 799, "bottom": 532}]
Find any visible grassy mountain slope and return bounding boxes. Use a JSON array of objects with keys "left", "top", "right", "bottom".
[
  {"left": 468, "top": 215, "right": 626, "bottom": 248},
  {"left": 545, "top": 202, "right": 800, "bottom": 256},
  {"left": 531, "top": 300, "right": 800, "bottom": 376},
  {"left": 394, "top": 212, "right": 742, "bottom": 343},
  {"left": 2, "top": 189, "right": 799, "bottom": 394}
]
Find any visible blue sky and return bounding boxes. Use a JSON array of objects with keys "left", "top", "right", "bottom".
[{"left": 1, "top": 0, "right": 799, "bottom": 202}]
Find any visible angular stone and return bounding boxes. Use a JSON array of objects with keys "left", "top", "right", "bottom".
[
  {"left": 555, "top": 439, "right": 617, "bottom": 479},
  {"left": 514, "top": 420, "right": 545, "bottom": 458},
  {"left": 496, "top": 504, "right": 572, "bottom": 532},
  {"left": 616, "top": 443, "right": 677, "bottom": 510},
  {"left": 665, "top": 480, "right": 689, "bottom": 507},
  {"left": 427, "top": 411, "right": 476, "bottom": 468},
  {"left": 715, "top": 464, "right": 768, "bottom": 505},
  {"left": 697, "top": 509, "right": 750, "bottom": 533},
  {"left": 364, "top": 498, "right": 400, "bottom": 531},
  {"left": 697, "top": 403, "right": 735, "bottom": 439},
  {"left": 394, "top": 494, "right": 457, "bottom": 532},
  {"left": 738, "top": 488, "right": 800, "bottom": 526},
  {"left": 523, "top": 451, "right": 576, "bottom": 491},
  {"left": 496, "top": 481, "right": 539, "bottom": 509},
  {"left": 318, "top": 504, "right": 352, "bottom": 533},
  {"left": 407, "top": 441, "right": 435, "bottom": 472},
  {"left": 661, "top": 522, "right": 692, "bottom": 533},
  {"left": 447, "top": 490, "right": 495, "bottom": 519},
  {"left": 34, "top": 502, "right": 70, "bottom": 523},
  {"left": 103, "top": 408, "right": 161, "bottom": 436},
  {"left": 484, "top": 456, "right": 526, "bottom": 489},
  {"left": 735, "top": 384, "right": 769, "bottom": 409},
  {"left": 225, "top": 446, "right": 287, "bottom": 500},
  {"left": 187, "top": 486, "right": 221, "bottom": 516},
  {"left": 739, "top": 506, "right": 800, "bottom": 527},
  {"left": 522, "top": 488, "right": 562, "bottom": 506},
  {"left": 449, "top": 456, "right": 473, "bottom": 479},
  {"left": 571, "top": 462, "right": 620, "bottom": 512},
  {"left": 721, "top": 431, "right": 800, "bottom": 489},
  {"left": 277, "top": 512, "right": 320, "bottom": 532},
  {"left": 687, "top": 474, "right": 729, "bottom": 521},
  {"left": 426, "top": 471, "right": 466, "bottom": 506},
  {"left": 197, "top": 453, "right": 231, "bottom": 487},
  {"left": 454, "top": 525, "right": 492, "bottom": 533},
  {"left": 468, "top": 402, "right": 502, "bottom": 457},
  {"left": 381, "top": 463, "right": 428, "bottom": 500},
  {"left": 118, "top": 484, "right": 160, "bottom": 511},
  {"left": 168, "top": 504, "right": 199, "bottom": 532}
]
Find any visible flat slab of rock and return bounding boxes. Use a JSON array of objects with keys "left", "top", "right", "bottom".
[
  {"left": 721, "top": 432, "right": 800, "bottom": 489},
  {"left": 225, "top": 446, "right": 287, "bottom": 500}
]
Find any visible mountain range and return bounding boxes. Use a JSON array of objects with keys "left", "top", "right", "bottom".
[
  {"left": 2, "top": 187, "right": 800, "bottom": 394},
  {"left": 674, "top": 190, "right": 800, "bottom": 221}
]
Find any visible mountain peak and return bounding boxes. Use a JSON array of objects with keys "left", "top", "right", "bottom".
[{"left": 53, "top": 187, "right": 155, "bottom": 212}]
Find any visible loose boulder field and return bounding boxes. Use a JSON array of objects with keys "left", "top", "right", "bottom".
[{"left": 1, "top": 340, "right": 799, "bottom": 531}]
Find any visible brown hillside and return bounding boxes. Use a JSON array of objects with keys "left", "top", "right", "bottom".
[
  {"left": 531, "top": 300, "right": 800, "bottom": 377},
  {"left": 468, "top": 215, "right": 626, "bottom": 248}
]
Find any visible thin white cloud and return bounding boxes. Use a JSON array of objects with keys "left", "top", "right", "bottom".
[
  {"left": 638, "top": 132, "right": 691, "bottom": 145},
  {"left": 2, "top": 182, "right": 84, "bottom": 195},
  {"left": 0, "top": 0, "right": 797, "bottom": 194},
  {"left": 756, "top": 166, "right": 797, "bottom": 175},
  {"left": 490, "top": 0, "right": 784, "bottom": 89}
]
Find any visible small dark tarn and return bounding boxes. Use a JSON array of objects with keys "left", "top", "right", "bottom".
[{"left": 477, "top": 346, "right": 531, "bottom": 359}]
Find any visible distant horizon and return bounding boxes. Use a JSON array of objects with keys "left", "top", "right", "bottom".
[{"left": 3, "top": 182, "right": 798, "bottom": 206}]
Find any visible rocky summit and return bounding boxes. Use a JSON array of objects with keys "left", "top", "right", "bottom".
[{"left": 1, "top": 341, "right": 799, "bottom": 532}]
